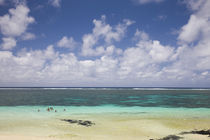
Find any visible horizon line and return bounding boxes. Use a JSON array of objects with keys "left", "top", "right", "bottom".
[{"left": 0, "top": 87, "right": 210, "bottom": 89}]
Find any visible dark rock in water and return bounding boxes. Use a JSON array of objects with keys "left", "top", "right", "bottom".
[
  {"left": 156, "top": 129, "right": 210, "bottom": 140},
  {"left": 158, "top": 135, "right": 183, "bottom": 140},
  {"left": 78, "top": 120, "right": 93, "bottom": 127},
  {"left": 190, "top": 129, "right": 210, "bottom": 136},
  {"left": 65, "top": 119, "right": 78, "bottom": 123},
  {"left": 180, "top": 129, "right": 210, "bottom": 137},
  {"left": 61, "top": 119, "right": 95, "bottom": 127}
]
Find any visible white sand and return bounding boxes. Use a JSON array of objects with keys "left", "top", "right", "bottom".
[{"left": 0, "top": 113, "right": 210, "bottom": 140}]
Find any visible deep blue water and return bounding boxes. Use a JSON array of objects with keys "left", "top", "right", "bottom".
[{"left": 0, "top": 88, "right": 210, "bottom": 108}]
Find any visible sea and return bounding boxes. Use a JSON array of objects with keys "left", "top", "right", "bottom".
[{"left": 0, "top": 87, "right": 210, "bottom": 118}]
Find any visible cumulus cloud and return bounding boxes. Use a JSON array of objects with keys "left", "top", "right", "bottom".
[
  {"left": 0, "top": 5, "right": 35, "bottom": 37},
  {"left": 0, "top": 37, "right": 16, "bottom": 50},
  {"left": 49, "top": 0, "right": 61, "bottom": 8},
  {"left": 118, "top": 30, "right": 175, "bottom": 80},
  {"left": 0, "top": 4, "right": 35, "bottom": 50},
  {"left": 178, "top": 14, "right": 208, "bottom": 43},
  {"left": 139, "top": 40, "right": 174, "bottom": 63},
  {"left": 178, "top": 1, "right": 210, "bottom": 52},
  {"left": 0, "top": 45, "right": 117, "bottom": 86},
  {"left": 0, "top": 25, "right": 179, "bottom": 86},
  {"left": 92, "top": 16, "right": 134, "bottom": 43},
  {"left": 0, "top": 36, "right": 209, "bottom": 87},
  {"left": 178, "top": 0, "right": 210, "bottom": 44},
  {"left": 81, "top": 15, "right": 134, "bottom": 56},
  {"left": 165, "top": 0, "right": 210, "bottom": 82},
  {"left": 1, "top": 2, "right": 210, "bottom": 87},
  {"left": 57, "top": 36, "right": 77, "bottom": 49}
]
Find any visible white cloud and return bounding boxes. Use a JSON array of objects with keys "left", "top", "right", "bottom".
[
  {"left": 136, "top": 0, "right": 164, "bottom": 5},
  {"left": 21, "top": 32, "right": 36, "bottom": 40},
  {"left": 92, "top": 15, "right": 132, "bottom": 43},
  {"left": 57, "top": 36, "right": 77, "bottom": 49},
  {"left": 184, "top": 0, "right": 206, "bottom": 11},
  {"left": 1, "top": 5, "right": 210, "bottom": 87},
  {"left": 81, "top": 15, "right": 134, "bottom": 56},
  {"left": 0, "top": 35, "right": 209, "bottom": 87},
  {"left": 178, "top": 0, "right": 210, "bottom": 44},
  {"left": 202, "top": 71, "right": 208, "bottom": 76},
  {"left": 178, "top": 14, "right": 208, "bottom": 43},
  {"left": 49, "top": 0, "right": 61, "bottom": 8},
  {"left": 0, "top": 51, "right": 12, "bottom": 59},
  {"left": 118, "top": 32, "right": 175, "bottom": 80},
  {"left": 133, "top": 29, "right": 149, "bottom": 41},
  {"left": 0, "top": 5, "right": 35, "bottom": 37},
  {"left": 0, "top": 4, "right": 35, "bottom": 50},
  {"left": 162, "top": 0, "right": 210, "bottom": 83},
  {"left": 177, "top": 1, "right": 210, "bottom": 58},
  {"left": 0, "top": 46, "right": 58, "bottom": 85},
  {"left": 0, "top": 37, "right": 16, "bottom": 50},
  {"left": 143, "top": 40, "right": 174, "bottom": 63},
  {"left": 81, "top": 34, "right": 98, "bottom": 56}
]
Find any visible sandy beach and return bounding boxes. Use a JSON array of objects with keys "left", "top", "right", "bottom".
[{"left": 0, "top": 111, "right": 210, "bottom": 140}]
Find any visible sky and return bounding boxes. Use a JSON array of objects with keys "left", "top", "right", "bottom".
[{"left": 0, "top": 0, "right": 210, "bottom": 87}]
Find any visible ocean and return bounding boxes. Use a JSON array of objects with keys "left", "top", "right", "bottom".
[
  {"left": 0, "top": 88, "right": 210, "bottom": 118},
  {"left": 0, "top": 88, "right": 210, "bottom": 139},
  {"left": 0, "top": 88, "right": 210, "bottom": 107}
]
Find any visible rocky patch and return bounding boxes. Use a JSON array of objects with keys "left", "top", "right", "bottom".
[
  {"left": 61, "top": 119, "right": 95, "bottom": 127},
  {"left": 157, "top": 135, "right": 183, "bottom": 140},
  {"left": 180, "top": 129, "right": 210, "bottom": 137},
  {"left": 150, "top": 129, "right": 210, "bottom": 140}
]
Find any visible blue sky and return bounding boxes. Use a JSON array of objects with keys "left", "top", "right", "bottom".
[
  {"left": 18, "top": 0, "right": 189, "bottom": 50},
  {"left": 0, "top": 0, "right": 210, "bottom": 87}
]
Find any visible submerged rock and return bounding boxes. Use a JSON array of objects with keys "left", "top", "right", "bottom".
[
  {"left": 78, "top": 120, "right": 93, "bottom": 127},
  {"left": 158, "top": 135, "right": 183, "bottom": 140},
  {"left": 180, "top": 129, "right": 210, "bottom": 137},
  {"left": 63, "top": 119, "right": 78, "bottom": 123},
  {"left": 152, "top": 129, "right": 210, "bottom": 140},
  {"left": 61, "top": 119, "right": 95, "bottom": 127}
]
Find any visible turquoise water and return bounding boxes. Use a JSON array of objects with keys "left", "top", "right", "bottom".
[
  {"left": 0, "top": 105, "right": 210, "bottom": 120},
  {"left": 0, "top": 88, "right": 210, "bottom": 118}
]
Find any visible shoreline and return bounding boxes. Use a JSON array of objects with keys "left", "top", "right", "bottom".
[{"left": 0, "top": 107, "right": 210, "bottom": 140}]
